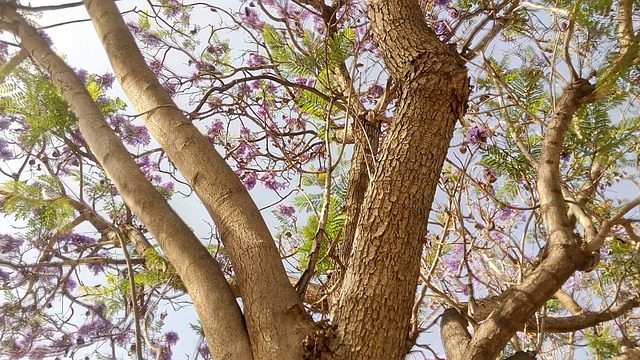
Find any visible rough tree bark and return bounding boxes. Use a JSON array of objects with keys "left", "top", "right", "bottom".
[
  {"left": 0, "top": 6, "right": 253, "bottom": 359},
  {"left": 331, "top": 0, "right": 469, "bottom": 358},
  {"left": 82, "top": 1, "right": 315, "bottom": 358}
]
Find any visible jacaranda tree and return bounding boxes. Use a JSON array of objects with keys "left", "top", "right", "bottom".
[{"left": 0, "top": 0, "right": 639, "bottom": 359}]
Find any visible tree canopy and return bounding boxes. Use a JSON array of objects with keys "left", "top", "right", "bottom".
[{"left": 0, "top": 0, "right": 639, "bottom": 359}]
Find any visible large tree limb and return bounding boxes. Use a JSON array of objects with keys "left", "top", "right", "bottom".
[
  {"left": 82, "top": 1, "right": 314, "bottom": 358},
  {"left": 0, "top": 8, "right": 253, "bottom": 359},
  {"left": 440, "top": 309, "right": 471, "bottom": 360},
  {"left": 463, "top": 79, "right": 597, "bottom": 359}
]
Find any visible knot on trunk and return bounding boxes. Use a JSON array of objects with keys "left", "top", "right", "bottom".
[{"left": 302, "top": 321, "right": 336, "bottom": 360}]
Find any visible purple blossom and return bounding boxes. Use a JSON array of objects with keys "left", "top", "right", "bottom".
[
  {"left": 205, "top": 118, "right": 224, "bottom": 143},
  {"left": 113, "top": 331, "right": 133, "bottom": 347},
  {"left": 560, "top": 21, "right": 568, "bottom": 32},
  {"left": 435, "top": 0, "right": 451, "bottom": 6},
  {"left": 433, "top": 21, "right": 448, "bottom": 36},
  {"left": 149, "top": 60, "right": 162, "bottom": 76},
  {"left": 127, "top": 22, "right": 141, "bottom": 35},
  {"left": 465, "top": 125, "right": 489, "bottom": 146},
  {"left": 630, "top": 69, "right": 640, "bottom": 82},
  {"left": 108, "top": 114, "right": 127, "bottom": 129},
  {"left": 369, "top": 84, "right": 384, "bottom": 98},
  {"left": 257, "top": 101, "right": 270, "bottom": 120},
  {"left": 245, "top": 52, "right": 265, "bottom": 67},
  {"left": 65, "top": 277, "right": 77, "bottom": 292},
  {"left": 158, "top": 182, "right": 174, "bottom": 197},
  {"left": 311, "top": 14, "right": 325, "bottom": 34},
  {"left": 198, "top": 342, "right": 212, "bottom": 360},
  {"left": 0, "top": 118, "right": 10, "bottom": 130},
  {"left": 98, "top": 72, "right": 116, "bottom": 90},
  {"left": 497, "top": 206, "right": 525, "bottom": 222},
  {"left": 238, "top": 170, "right": 257, "bottom": 190},
  {"left": 36, "top": 29, "right": 53, "bottom": 46},
  {"left": 87, "top": 259, "right": 105, "bottom": 275},
  {"left": 75, "top": 68, "right": 88, "bottom": 84},
  {"left": 0, "top": 138, "right": 13, "bottom": 161},
  {"left": 238, "top": 126, "right": 251, "bottom": 139},
  {"left": 161, "top": 0, "right": 182, "bottom": 18},
  {"left": 95, "top": 94, "right": 109, "bottom": 107},
  {"left": 259, "top": 172, "right": 283, "bottom": 190},
  {"left": 0, "top": 268, "right": 10, "bottom": 283},
  {"left": 294, "top": 77, "right": 315, "bottom": 88},
  {"left": 59, "top": 233, "right": 96, "bottom": 247},
  {"left": 136, "top": 154, "right": 157, "bottom": 177},
  {"left": 482, "top": 167, "right": 497, "bottom": 183},
  {"left": 77, "top": 316, "right": 112, "bottom": 337},
  {"left": 0, "top": 234, "right": 23, "bottom": 254},
  {"left": 123, "top": 124, "right": 151, "bottom": 146},
  {"left": 448, "top": 7, "right": 460, "bottom": 19},
  {"left": 242, "top": 7, "right": 264, "bottom": 30},
  {"left": 560, "top": 151, "right": 570, "bottom": 162},
  {"left": 276, "top": 204, "right": 296, "bottom": 218},
  {"left": 163, "top": 331, "right": 179, "bottom": 346},
  {"left": 162, "top": 81, "right": 178, "bottom": 96}
]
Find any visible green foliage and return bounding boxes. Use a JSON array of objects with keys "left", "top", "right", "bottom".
[
  {"left": 1, "top": 176, "right": 74, "bottom": 239},
  {"left": 263, "top": 25, "right": 354, "bottom": 120},
  {"left": 292, "top": 166, "right": 348, "bottom": 272},
  {"left": 140, "top": 247, "right": 184, "bottom": 290},
  {"left": 0, "top": 67, "right": 78, "bottom": 145},
  {"left": 138, "top": 11, "right": 151, "bottom": 31},
  {"left": 584, "top": 328, "right": 620, "bottom": 358},
  {"left": 80, "top": 274, "right": 127, "bottom": 317}
]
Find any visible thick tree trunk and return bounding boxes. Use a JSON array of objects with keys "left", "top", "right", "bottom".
[
  {"left": 0, "top": 7, "right": 253, "bottom": 359},
  {"left": 332, "top": 0, "right": 469, "bottom": 358},
  {"left": 82, "top": 1, "right": 313, "bottom": 358}
]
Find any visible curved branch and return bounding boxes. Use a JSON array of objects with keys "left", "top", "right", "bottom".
[{"left": 83, "top": 1, "right": 313, "bottom": 358}]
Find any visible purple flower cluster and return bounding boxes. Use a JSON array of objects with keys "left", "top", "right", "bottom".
[
  {"left": 160, "top": 0, "right": 183, "bottom": 19},
  {"left": 259, "top": 172, "right": 284, "bottom": 190},
  {"left": 135, "top": 154, "right": 162, "bottom": 184},
  {"left": 77, "top": 315, "right": 113, "bottom": 339},
  {"left": 294, "top": 77, "right": 316, "bottom": 88},
  {"left": 87, "top": 251, "right": 106, "bottom": 275},
  {"left": 36, "top": 29, "right": 53, "bottom": 47},
  {"left": 276, "top": 204, "right": 296, "bottom": 218},
  {"left": 369, "top": 84, "right": 384, "bottom": 98},
  {"left": 0, "top": 234, "right": 23, "bottom": 254},
  {"left": 0, "top": 138, "right": 12, "bottom": 161},
  {"left": 482, "top": 167, "right": 497, "bottom": 183},
  {"left": 74, "top": 68, "right": 89, "bottom": 84},
  {"left": 0, "top": 118, "right": 10, "bottom": 130},
  {"left": 205, "top": 118, "right": 224, "bottom": 143},
  {"left": 239, "top": 170, "right": 257, "bottom": 190},
  {"left": 496, "top": 206, "right": 525, "bottom": 223},
  {"left": 98, "top": 72, "right": 116, "bottom": 90},
  {"left": 148, "top": 60, "right": 163, "bottom": 76},
  {"left": 59, "top": 233, "right": 97, "bottom": 247},
  {"left": 465, "top": 125, "right": 489, "bottom": 146},
  {"left": 241, "top": 8, "right": 265, "bottom": 30},
  {"left": 123, "top": 124, "right": 151, "bottom": 146},
  {"left": 245, "top": 52, "right": 265, "bottom": 67},
  {"left": 108, "top": 115, "right": 151, "bottom": 147}
]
